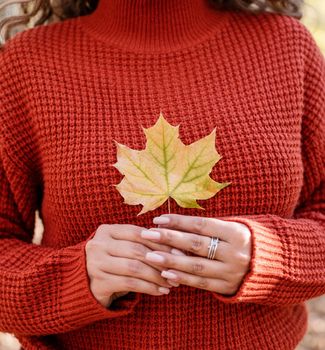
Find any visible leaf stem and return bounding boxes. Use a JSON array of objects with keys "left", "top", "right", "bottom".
[{"left": 168, "top": 197, "right": 171, "bottom": 214}]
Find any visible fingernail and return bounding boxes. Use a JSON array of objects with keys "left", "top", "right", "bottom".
[
  {"left": 158, "top": 287, "right": 170, "bottom": 295},
  {"left": 168, "top": 280, "right": 180, "bottom": 287},
  {"left": 141, "top": 230, "right": 161, "bottom": 240},
  {"left": 145, "top": 252, "right": 165, "bottom": 263},
  {"left": 161, "top": 271, "right": 178, "bottom": 280},
  {"left": 171, "top": 248, "right": 186, "bottom": 256},
  {"left": 153, "top": 216, "right": 170, "bottom": 225}
]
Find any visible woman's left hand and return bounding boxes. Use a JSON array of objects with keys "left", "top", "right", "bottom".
[{"left": 141, "top": 214, "right": 252, "bottom": 295}]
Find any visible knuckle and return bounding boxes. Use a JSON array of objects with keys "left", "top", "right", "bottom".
[
  {"left": 233, "top": 232, "right": 245, "bottom": 245},
  {"left": 235, "top": 271, "right": 246, "bottom": 281},
  {"left": 234, "top": 226, "right": 251, "bottom": 245},
  {"left": 96, "top": 223, "right": 108, "bottom": 232},
  {"left": 161, "top": 254, "right": 174, "bottom": 267},
  {"left": 94, "top": 224, "right": 118, "bottom": 242},
  {"left": 88, "top": 256, "right": 101, "bottom": 270},
  {"left": 224, "top": 280, "right": 239, "bottom": 295},
  {"left": 96, "top": 224, "right": 112, "bottom": 236},
  {"left": 131, "top": 243, "right": 147, "bottom": 259},
  {"left": 124, "top": 277, "right": 138, "bottom": 291},
  {"left": 155, "top": 243, "right": 172, "bottom": 253},
  {"left": 189, "top": 236, "right": 204, "bottom": 253},
  {"left": 236, "top": 253, "right": 251, "bottom": 266},
  {"left": 227, "top": 271, "right": 244, "bottom": 284},
  {"left": 169, "top": 214, "right": 179, "bottom": 226},
  {"left": 85, "top": 239, "right": 101, "bottom": 255},
  {"left": 192, "top": 263, "right": 205, "bottom": 274},
  {"left": 85, "top": 240, "right": 94, "bottom": 254},
  {"left": 163, "top": 229, "right": 174, "bottom": 245},
  {"left": 193, "top": 217, "right": 208, "bottom": 233},
  {"left": 196, "top": 277, "right": 209, "bottom": 289},
  {"left": 93, "top": 269, "right": 105, "bottom": 281},
  {"left": 86, "top": 263, "right": 96, "bottom": 278},
  {"left": 129, "top": 225, "right": 144, "bottom": 237},
  {"left": 127, "top": 260, "right": 142, "bottom": 274}
]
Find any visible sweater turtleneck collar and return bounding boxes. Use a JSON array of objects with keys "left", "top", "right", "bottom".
[{"left": 77, "top": 0, "right": 230, "bottom": 53}]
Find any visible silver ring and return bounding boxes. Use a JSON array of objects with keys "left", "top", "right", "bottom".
[{"left": 207, "top": 237, "right": 219, "bottom": 260}]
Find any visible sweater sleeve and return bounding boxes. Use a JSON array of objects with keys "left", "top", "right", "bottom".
[
  {"left": 0, "top": 40, "right": 140, "bottom": 336},
  {"left": 212, "top": 24, "right": 325, "bottom": 306}
]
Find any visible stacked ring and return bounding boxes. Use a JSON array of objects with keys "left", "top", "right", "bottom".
[{"left": 207, "top": 237, "right": 219, "bottom": 260}]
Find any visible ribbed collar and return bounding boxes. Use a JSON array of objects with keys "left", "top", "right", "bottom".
[{"left": 78, "top": 0, "right": 230, "bottom": 53}]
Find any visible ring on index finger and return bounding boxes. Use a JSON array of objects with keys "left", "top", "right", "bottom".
[{"left": 207, "top": 237, "right": 219, "bottom": 260}]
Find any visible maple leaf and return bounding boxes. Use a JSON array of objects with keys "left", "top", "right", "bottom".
[{"left": 113, "top": 112, "right": 231, "bottom": 215}]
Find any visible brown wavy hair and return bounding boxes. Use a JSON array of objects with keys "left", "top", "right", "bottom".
[{"left": 0, "top": 0, "right": 304, "bottom": 47}]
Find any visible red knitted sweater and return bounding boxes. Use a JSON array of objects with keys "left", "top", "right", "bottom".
[{"left": 0, "top": 0, "right": 324, "bottom": 349}]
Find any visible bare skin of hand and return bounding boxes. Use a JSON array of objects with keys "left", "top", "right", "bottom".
[
  {"left": 85, "top": 224, "right": 180, "bottom": 308},
  {"left": 141, "top": 214, "right": 252, "bottom": 295}
]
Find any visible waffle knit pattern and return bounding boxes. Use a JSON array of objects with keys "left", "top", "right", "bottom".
[{"left": 0, "top": 0, "right": 324, "bottom": 349}]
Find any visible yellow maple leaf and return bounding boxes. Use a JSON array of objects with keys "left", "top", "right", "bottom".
[{"left": 113, "top": 112, "right": 231, "bottom": 215}]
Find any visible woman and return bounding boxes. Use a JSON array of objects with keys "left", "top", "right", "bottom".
[{"left": 0, "top": 0, "right": 324, "bottom": 349}]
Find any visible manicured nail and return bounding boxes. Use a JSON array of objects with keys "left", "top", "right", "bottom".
[
  {"left": 153, "top": 216, "right": 170, "bottom": 225},
  {"left": 158, "top": 287, "right": 170, "bottom": 295},
  {"left": 171, "top": 248, "right": 186, "bottom": 256},
  {"left": 141, "top": 230, "right": 161, "bottom": 240},
  {"left": 167, "top": 280, "right": 180, "bottom": 287},
  {"left": 145, "top": 252, "right": 165, "bottom": 263},
  {"left": 161, "top": 271, "right": 178, "bottom": 280}
]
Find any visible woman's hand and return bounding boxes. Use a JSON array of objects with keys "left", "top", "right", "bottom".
[
  {"left": 85, "top": 224, "right": 179, "bottom": 308},
  {"left": 141, "top": 214, "right": 252, "bottom": 296}
]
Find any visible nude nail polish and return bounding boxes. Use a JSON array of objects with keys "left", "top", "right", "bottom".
[
  {"left": 141, "top": 229, "right": 161, "bottom": 240},
  {"left": 158, "top": 287, "right": 170, "bottom": 294},
  {"left": 161, "top": 271, "right": 178, "bottom": 280},
  {"left": 145, "top": 252, "right": 165, "bottom": 263},
  {"left": 153, "top": 216, "right": 170, "bottom": 225}
]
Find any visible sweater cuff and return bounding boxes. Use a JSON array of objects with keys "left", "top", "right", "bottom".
[
  {"left": 59, "top": 231, "right": 141, "bottom": 330},
  {"left": 211, "top": 215, "right": 285, "bottom": 304}
]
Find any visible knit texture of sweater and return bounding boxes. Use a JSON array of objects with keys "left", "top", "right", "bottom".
[{"left": 0, "top": 0, "right": 324, "bottom": 349}]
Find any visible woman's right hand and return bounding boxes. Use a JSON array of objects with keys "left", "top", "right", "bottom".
[{"left": 85, "top": 224, "right": 177, "bottom": 308}]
